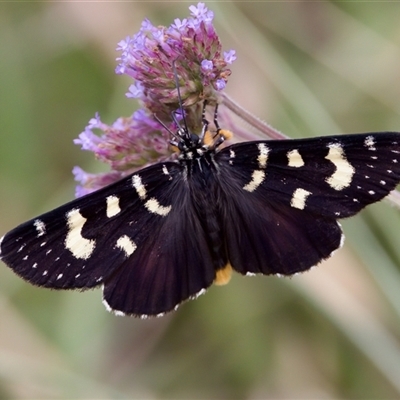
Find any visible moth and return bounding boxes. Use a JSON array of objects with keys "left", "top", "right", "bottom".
[{"left": 1, "top": 104, "right": 400, "bottom": 317}]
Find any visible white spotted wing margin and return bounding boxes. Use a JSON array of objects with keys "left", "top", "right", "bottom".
[
  {"left": 0, "top": 162, "right": 216, "bottom": 316},
  {"left": 213, "top": 132, "right": 400, "bottom": 276}
]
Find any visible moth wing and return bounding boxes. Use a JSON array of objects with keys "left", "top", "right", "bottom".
[
  {"left": 215, "top": 132, "right": 400, "bottom": 275},
  {"left": 102, "top": 190, "right": 216, "bottom": 316},
  {"left": 1, "top": 162, "right": 216, "bottom": 316},
  {"left": 218, "top": 187, "right": 342, "bottom": 275},
  {"left": 218, "top": 132, "right": 400, "bottom": 219}
]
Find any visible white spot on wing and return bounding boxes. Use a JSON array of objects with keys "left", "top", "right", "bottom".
[
  {"left": 34, "top": 219, "right": 46, "bottom": 237},
  {"left": 229, "top": 149, "right": 235, "bottom": 165},
  {"left": 190, "top": 288, "right": 207, "bottom": 300},
  {"left": 290, "top": 188, "right": 312, "bottom": 210},
  {"left": 102, "top": 296, "right": 126, "bottom": 317},
  {"left": 338, "top": 223, "right": 345, "bottom": 249},
  {"left": 144, "top": 198, "right": 172, "bottom": 216},
  {"left": 106, "top": 195, "right": 121, "bottom": 218},
  {"left": 257, "top": 143, "right": 270, "bottom": 168},
  {"left": 132, "top": 175, "right": 147, "bottom": 199},
  {"left": 243, "top": 170, "right": 265, "bottom": 192},
  {"left": 364, "top": 136, "right": 376, "bottom": 151},
  {"left": 325, "top": 143, "right": 355, "bottom": 190},
  {"left": 287, "top": 149, "right": 304, "bottom": 167},
  {"left": 116, "top": 235, "right": 137, "bottom": 257},
  {"left": 65, "top": 209, "right": 96, "bottom": 260},
  {"left": 57, "top": 273, "right": 63, "bottom": 280},
  {"left": 162, "top": 165, "right": 169, "bottom": 176}
]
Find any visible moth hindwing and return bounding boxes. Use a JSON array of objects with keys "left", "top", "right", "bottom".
[{"left": 1, "top": 129, "right": 400, "bottom": 317}]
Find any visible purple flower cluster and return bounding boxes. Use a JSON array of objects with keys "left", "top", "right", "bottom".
[
  {"left": 73, "top": 3, "right": 236, "bottom": 196},
  {"left": 116, "top": 3, "right": 235, "bottom": 114}
]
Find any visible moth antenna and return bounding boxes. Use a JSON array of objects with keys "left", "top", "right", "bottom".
[
  {"left": 153, "top": 114, "right": 180, "bottom": 144},
  {"left": 170, "top": 110, "right": 184, "bottom": 133},
  {"left": 172, "top": 60, "right": 190, "bottom": 139}
]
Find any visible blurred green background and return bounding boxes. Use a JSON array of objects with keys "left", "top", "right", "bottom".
[{"left": 2, "top": 2, "right": 400, "bottom": 398}]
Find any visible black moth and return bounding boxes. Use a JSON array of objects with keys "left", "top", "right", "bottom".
[{"left": 1, "top": 104, "right": 400, "bottom": 317}]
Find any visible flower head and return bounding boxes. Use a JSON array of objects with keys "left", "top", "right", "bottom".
[
  {"left": 74, "top": 3, "right": 236, "bottom": 196},
  {"left": 116, "top": 2, "right": 235, "bottom": 121},
  {"left": 73, "top": 109, "right": 178, "bottom": 195}
]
